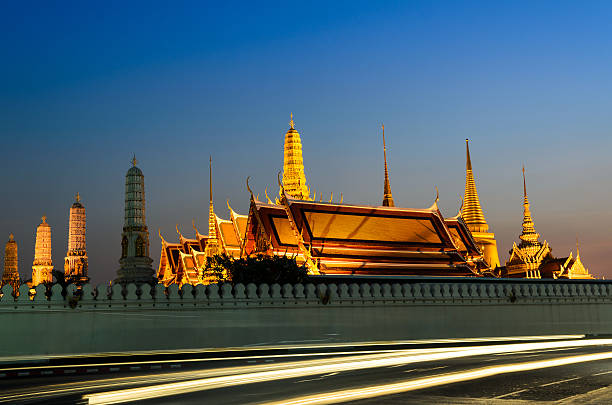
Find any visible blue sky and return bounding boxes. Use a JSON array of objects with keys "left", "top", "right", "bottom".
[{"left": 2, "top": 1, "right": 612, "bottom": 283}]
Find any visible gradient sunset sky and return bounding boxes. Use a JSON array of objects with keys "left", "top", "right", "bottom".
[{"left": 2, "top": 1, "right": 612, "bottom": 283}]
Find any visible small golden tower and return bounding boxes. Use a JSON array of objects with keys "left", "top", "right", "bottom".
[
  {"left": 461, "top": 140, "right": 500, "bottom": 268},
  {"left": 280, "top": 113, "right": 311, "bottom": 200},
  {"left": 381, "top": 124, "right": 395, "bottom": 207},
  {"left": 32, "top": 216, "right": 53, "bottom": 286},
  {"left": 2, "top": 234, "right": 20, "bottom": 288}
]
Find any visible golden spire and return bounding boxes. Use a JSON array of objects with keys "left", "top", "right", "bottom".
[
  {"left": 381, "top": 123, "right": 395, "bottom": 207},
  {"left": 461, "top": 139, "right": 488, "bottom": 232},
  {"left": 8, "top": 233, "right": 14, "bottom": 241},
  {"left": 208, "top": 156, "right": 216, "bottom": 239},
  {"left": 131, "top": 154, "right": 137, "bottom": 167},
  {"left": 75, "top": 192, "right": 80, "bottom": 203},
  {"left": 519, "top": 165, "right": 540, "bottom": 245},
  {"left": 42, "top": 215, "right": 47, "bottom": 223},
  {"left": 281, "top": 113, "right": 311, "bottom": 200}
]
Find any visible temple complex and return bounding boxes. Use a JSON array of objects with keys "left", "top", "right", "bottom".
[
  {"left": 461, "top": 140, "right": 500, "bottom": 269},
  {"left": 155, "top": 115, "right": 598, "bottom": 285},
  {"left": 116, "top": 156, "right": 156, "bottom": 284},
  {"left": 64, "top": 193, "right": 89, "bottom": 284},
  {"left": 32, "top": 216, "right": 53, "bottom": 286},
  {"left": 503, "top": 167, "right": 593, "bottom": 279},
  {"left": 2, "top": 234, "right": 20, "bottom": 288}
]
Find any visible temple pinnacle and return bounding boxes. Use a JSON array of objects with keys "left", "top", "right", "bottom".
[
  {"left": 75, "top": 192, "right": 80, "bottom": 203},
  {"left": 290, "top": 112, "right": 294, "bottom": 130},
  {"left": 8, "top": 233, "right": 13, "bottom": 241},
  {"left": 132, "top": 154, "right": 137, "bottom": 167},
  {"left": 382, "top": 123, "right": 395, "bottom": 207},
  {"left": 461, "top": 139, "right": 488, "bottom": 232},
  {"left": 42, "top": 215, "right": 47, "bottom": 223},
  {"left": 519, "top": 165, "right": 540, "bottom": 245}
]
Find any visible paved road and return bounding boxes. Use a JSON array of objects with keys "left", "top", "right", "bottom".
[{"left": 3, "top": 338, "right": 612, "bottom": 404}]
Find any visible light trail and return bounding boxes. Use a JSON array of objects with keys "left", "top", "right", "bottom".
[
  {"left": 83, "top": 338, "right": 612, "bottom": 405},
  {"left": 0, "top": 334, "right": 584, "bottom": 364},
  {"left": 261, "top": 351, "right": 612, "bottom": 405}
]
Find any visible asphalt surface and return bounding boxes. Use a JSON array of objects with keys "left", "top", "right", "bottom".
[{"left": 3, "top": 339, "right": 612, "bottom": 404}]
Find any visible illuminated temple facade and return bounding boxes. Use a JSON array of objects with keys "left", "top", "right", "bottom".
[
  {"left": 32, "top": 216, "right": 53, "bottom": 286},
  {"left": 502, "top": 168, "right": 593, "bottom": 279},
  {"left": 157, "top": 115, "right": 596, "bottom": 285}
]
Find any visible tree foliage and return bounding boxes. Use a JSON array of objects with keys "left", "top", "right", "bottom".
[{"left": 206, "top": 254, "right": 308, "bottom": 285}]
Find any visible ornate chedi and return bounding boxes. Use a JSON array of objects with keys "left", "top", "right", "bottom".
[
  {"left": 2, "top": 234, "right": 20, "bottom": 287},
  {"left": 64, "top": 193, "right": 89, "bottom": 284},
  {"left": 381, "top": 124, "right": 394, "bottom": 207},
  {"left": 504, "top": 168, "right": 594, "bottom": 279},
  {"left": 116, "top": 156, "right": 155, "bottom": 284},
  {"left": 32, "top": 216, "right": 53, "bottom": 286},
  {"left": 461, "top": 140, "right": 500, "bottom": 269},
  {"left": 280, "top": 113, "right": 311, "bottom": 201},
  {"left": 504, "top": 167, "right": 553, "bottom": 278}
]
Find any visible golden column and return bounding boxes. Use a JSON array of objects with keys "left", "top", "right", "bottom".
[
  {"left": 2, "top": 234, "right": 20, "bottom": 288},
  {"left": 32, "top": 216, "right": 53, "bottom": 286},
  {"left": 461, "top": 140, "right": 500, "bottom": 269},
  {"left": 281, "top": 113, "right": 311, "bottom": 200},
  {"left": 381, "top": 124, "right": 395, "bottom": 207},
  {"left": 64, "top": 193, "right": 89, "bottom": 284}
]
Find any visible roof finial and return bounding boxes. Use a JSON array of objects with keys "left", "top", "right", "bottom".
[
  {"left": 465, "top": 139, "right": 472, "bottom": 170},
  {"left": 522, "top": 164, "right": 527, "bottom": 199},
  {"left": 382, "top": 123, "right": 395, "bottom": 207},
  {"left": 75, "top": 192, "right": 80, "bottom": 203},
  {"left": 131, "top": 154, "right": 137, "bottom": 167},
  {"left": 42, "top": 215, "right": 47, "bottom": 223},
  {"left": 9, "top": 233, "right": 14, "bottom": 241},
  {"left": 576, "top": 234, "right": 580, "bottom": 259},
  {"left": 289, "top": 112, "right": 295, "bottom": 130}
]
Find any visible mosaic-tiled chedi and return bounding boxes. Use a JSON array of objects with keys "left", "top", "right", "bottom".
[
  {"left": 461, "top": 140, "right": 501, "bottom": 269},
  {"left": 32, "top": 216, "right": 53, "bottom": 286},
  {"left": 280, "top": 113, "right": 311, "bottom": 201},
  {"left": 64, "top": 193, "right": 89, "bottom": 284},
  {"left": 116, "top": 156, "right": 155, "bottom": 285},
  {"left": 2, "top": 234, "right": 20, "bottom": 287}
]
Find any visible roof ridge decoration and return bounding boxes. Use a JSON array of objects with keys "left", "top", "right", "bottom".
[
  {"left": 277, "top": 171, "right": 319, "bottom": 274},
  {"left": 461, "top": 139, "right": 489, "bottom": 233},
  {"left": 381, "top": 123, "right": 395, "bottom": 207}
]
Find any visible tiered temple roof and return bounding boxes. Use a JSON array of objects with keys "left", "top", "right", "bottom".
[{"left": 243, "top": 184, "right": 488, "bottom": 277}]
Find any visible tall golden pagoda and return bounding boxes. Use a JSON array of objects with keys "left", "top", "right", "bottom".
[
  {"left": 280, "top": 113, "right": 311, "bottom": 200},
  {"left": 461, "top": 140, "right": 500, "bottom": 269},
  {"left": 381, "top": 124, "right": 394, "bottom": 207},
  {"left": 32, "top": 216, "right": 53, "bottom": 286}
]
